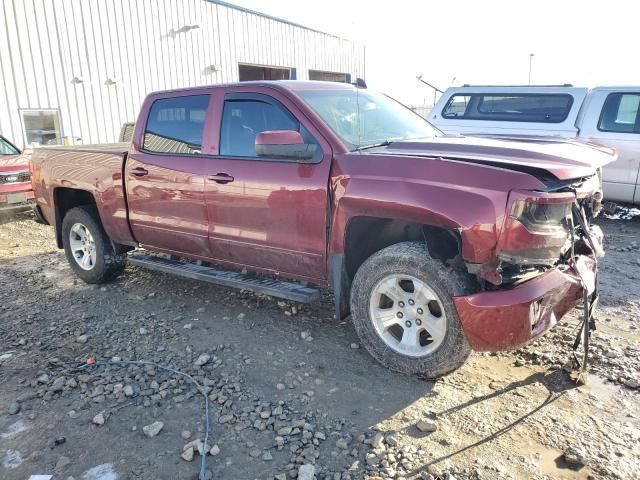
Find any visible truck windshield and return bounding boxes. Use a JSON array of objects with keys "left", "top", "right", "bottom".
[
  {"left": 0, "top": 137, "right": 20, "bottom": 155},
  {"left": 297, "top": 89, "right": 439, "bottom": 151}
]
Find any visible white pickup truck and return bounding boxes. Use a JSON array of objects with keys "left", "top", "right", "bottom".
[{"left": 429, "top": 86, "right": 640, "bottom": 204}]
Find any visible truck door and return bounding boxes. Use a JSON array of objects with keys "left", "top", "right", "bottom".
[
  {"left": 201, "top": 89, "right": 332, "bottom": 282},
  {"left": 125, "top": 93, "right": 212, "bottom": 257},
  {"left": 581, "top": 90, "right": 640, "bottom": 204}
]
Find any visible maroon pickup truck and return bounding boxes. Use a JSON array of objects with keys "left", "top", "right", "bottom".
[{"left": 31, "top": 81, "right": 613, "bottom": 377}]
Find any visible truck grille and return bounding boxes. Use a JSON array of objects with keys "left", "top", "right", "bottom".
[{"left": 0, "top": 170, "right": 30, "bottom": 184}]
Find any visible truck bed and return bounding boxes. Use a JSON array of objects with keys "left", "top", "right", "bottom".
[
  {"left": 36, "top": 142, "right": 130, "bottom": 155},
  {"left": 30, "top": 143, "right": 134, "bottom": 247}
]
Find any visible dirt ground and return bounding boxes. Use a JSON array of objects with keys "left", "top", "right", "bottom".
[{"left": 1, "top": 212, "right": 639, "bottom": 480}]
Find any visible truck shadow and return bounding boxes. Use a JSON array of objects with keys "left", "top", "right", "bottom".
[
  {"left": 0, "top": 210, "right": 33, "bottom": 225},
  {"left": 407, "top": 369, "right": 579, "bottom": 476}
]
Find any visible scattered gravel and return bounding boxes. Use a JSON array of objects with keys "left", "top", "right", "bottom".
[{"left": 1, "top": 212, "right": 638, "bottom": 480}]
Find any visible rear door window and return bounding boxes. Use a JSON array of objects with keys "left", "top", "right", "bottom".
[
  {"left": 442, "top": 93, "right": 574, "bottom": 123},
  {"left": 598, "top": 93, "right": 640, "bottom": 133},
  {"left": 143, "top": 95, "right": 210, "bottom": 154}
]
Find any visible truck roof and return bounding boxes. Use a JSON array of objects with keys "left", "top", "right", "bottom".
[
  {"left": 442, "top": 85, "right": 589, "bottom": 95},
  {"left": 444, "top": 85, "right": 640, "bottom": 94},
  {"left": 148, "top": 80, "right": 357, "bottom": 97}
]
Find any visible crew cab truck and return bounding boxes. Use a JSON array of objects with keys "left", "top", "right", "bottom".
[
  {"left": 1, "top": 135, "right": 34, "bottom": 215},
  {"left": 31, "top": 81, "right": 612, "bottom": 377},
  {"left": 429, "top": 86, "right": 640, "bottom": 204}
]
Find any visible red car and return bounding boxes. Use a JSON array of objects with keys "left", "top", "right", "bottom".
[
  {"left": 0, "top": 135, "right": 35, "bottom": 215},
  {"left": 30, "top": 81, "right": 612, "bottom": 377}
]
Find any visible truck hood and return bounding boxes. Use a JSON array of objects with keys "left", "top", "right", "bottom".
[
  {"left": 0, "top": 153, "right": 29, "bottom": 171},
  {"left": 374, "top": 135, "right": 617, "bottom": 181}
]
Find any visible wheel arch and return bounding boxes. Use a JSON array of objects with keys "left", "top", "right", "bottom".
[
  {"left": 330, "top": 216, "right": 463, "bottom": 320},
  {"left": 53, "top": 187, "right": 97, "bottom": 248}
]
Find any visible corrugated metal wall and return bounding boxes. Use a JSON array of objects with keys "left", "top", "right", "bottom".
[{"left": 0, "top": 0, "right": 365, "bottom": 148}]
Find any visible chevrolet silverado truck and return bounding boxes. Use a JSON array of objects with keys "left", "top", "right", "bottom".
[
  {"left": 1, "top": 135, "right": 34, "bottom": 216},
  {"left": 30, "top": 81, "right": 613, "bottom": 377}
]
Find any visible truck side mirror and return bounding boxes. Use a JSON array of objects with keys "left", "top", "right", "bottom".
[{"left": 255, "top": 130, "right": 317, "bottom": 161}]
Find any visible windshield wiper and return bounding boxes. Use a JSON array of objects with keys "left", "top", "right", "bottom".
[{"left": 356, "top": 139, "right": 393, "bottom": 151}]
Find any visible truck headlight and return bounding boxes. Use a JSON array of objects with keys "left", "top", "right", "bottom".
[
  {"left": 498, "top": 198, "right": 573, "bottom": 265},
  {"left": 510, "top": 200, "right": 572, "bottom": 233}
]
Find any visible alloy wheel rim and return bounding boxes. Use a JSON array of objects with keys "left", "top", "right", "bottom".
[
  {"left": 69, "top": 223, "right": 97, "bottom": 271},
  {"left": 369, "top": 274, "right": 447, "bottom": 357}
]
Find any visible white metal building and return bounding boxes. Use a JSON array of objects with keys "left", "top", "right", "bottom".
[{"left": 0, "top": 0, "right": 365, "bottom": 149}]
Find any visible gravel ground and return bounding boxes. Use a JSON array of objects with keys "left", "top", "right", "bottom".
[{"left": 0, "top": 212, "right": 639, "bottom": 480}]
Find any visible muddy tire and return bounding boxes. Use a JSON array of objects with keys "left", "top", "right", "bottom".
[
  {"left": 61, "top": 205, "right": 127, "bottom": 284},
  {"left": 350, "top": 241, "right": 472, "bottom": 378}
]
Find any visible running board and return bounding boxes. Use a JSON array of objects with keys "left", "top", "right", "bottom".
[{"left": 127, "top": 253, "right": 319, "bottom": 303}]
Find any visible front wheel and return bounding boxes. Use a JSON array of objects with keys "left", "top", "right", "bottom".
[
  {"left": 61, "top": 205, "right": 127, "bottom": 284},
  {"left": 350, "top": 242, "right": 473, "bottom": 378}
]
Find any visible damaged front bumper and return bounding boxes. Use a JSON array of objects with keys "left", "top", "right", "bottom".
[{"left": 453, "top": 226, "right": 602, "bottom": 352}]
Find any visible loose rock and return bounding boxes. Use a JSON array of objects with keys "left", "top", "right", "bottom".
[
  {"left": 143, "top": 421, "right": 164, "bottom": 438},
  {"left": 564, "top": 446, "right": 588, "bottom": 466},
  {"left": 371, "top": 432, "right": 384, "bottom": 449},
  {"left": 195, "top": 354, "right": 211, "bottom": 366},
  {"left": 181, "top": 447, "right": 195, "bottom": 462},
  {"left": 8, "top": 402, "right": 20, "bottom": 415},
  {"left": 336, "top": 438, "right": 349, "bottom": 450},
  {"left": 55, "top": 455, "right": 71, "bottom": 471},
  {"left": 298, "top": 464, "right": 316, "bottom": 480},
  {"left": 92, "top": 412, "right": 106, "bottom": 426},
  {"left": 416, "top": 420, "right": 437, "bottom": 433}
]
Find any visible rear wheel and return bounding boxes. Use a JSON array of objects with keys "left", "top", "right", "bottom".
[
  {"left": 350, "top": 242, "right": 472, "bottom": 377},
  {"left": 61, "top": 205, "right": 127, "bottom": 283}
]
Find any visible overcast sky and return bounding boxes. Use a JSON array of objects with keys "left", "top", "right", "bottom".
[{"left": 231, "top": 0, "right": 639, "bottom": 106}]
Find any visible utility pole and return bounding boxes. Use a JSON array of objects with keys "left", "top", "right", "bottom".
[{"left": 528, "top": 53, "right": 535, "bottom": 85}]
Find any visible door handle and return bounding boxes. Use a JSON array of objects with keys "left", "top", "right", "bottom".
[
  {"left": 131, "top": 167, "right": 149, "bottom": 177},
  {"left": 208, "top": 173, "right": 234, "bottom": 184}
]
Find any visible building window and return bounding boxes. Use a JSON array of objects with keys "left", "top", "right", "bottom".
[
  {"left": 20, "top": 109, "right": 62, "bottom": 145},
  {"left": 239, "top": 64, "right": 290, "bottom": 81},
  {"left": 308, "top": 70, "right": 349, "bottom": 83},
  {"left": 598, "top": 93, "right": 640, "bottom": 133},
  {"left": 143, "top": 95, "right": 210, "bottom": 154}
]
